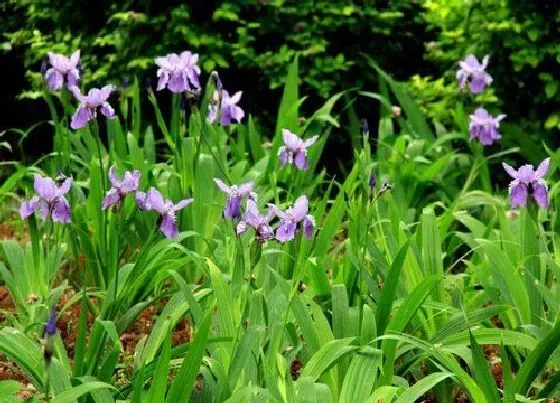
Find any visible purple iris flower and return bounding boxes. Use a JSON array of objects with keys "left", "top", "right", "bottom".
[
  {"left": 278, "top": 129, "right": 319, "bottom": 171},
  {"left": 208, "top": 90, "right": 246, "bottom": 126},
  {"left": 213, "top": 179, "right": 253, "bottom": 219},
  {"left": 135, "top": 187, "right": 193, "bottom": 239},
  {"left": 236, "top": 199, "right": 276, "bottom": 242},
  {"left": 44, "top": 50, "right": 80, "bottom": 91},
  {"left": 155, "top": 51, "right": 201, "bottom": 93},
  {"left": 456, "top": 55, "right": 493, "bottom": 94},
  {"left": 469, "top": 107, "right": 506, "bottom": 146},
  {"left": 70, "top": 85, "right": 116, "bottom": 130},
  {"left": 102, "top": 165, "right": 141, "bottom": 210},
  {"left": 273, "top": 195, "right": 315, "bottom": 242},
  {"left": 502, "top": 158, "right": 550, "bottom": 208},
  {"left": 20, "top": 174, "right": 72, "bottom": 223}
]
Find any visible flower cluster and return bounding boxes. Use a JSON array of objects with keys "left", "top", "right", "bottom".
[
  {"left": 155, "top": 51, "right": 201, "bottom": 93},
  {"left": 44, "top": 50, "right": 80, "bottom": 91},
  {"left": 469, "top": 107, "right": 506, "bottom": 146},
  {"left": 214, "top": 178, "right": 316, "bottom": 243},
  {"left": 102, "top": 165, "right": 141, "bottom": 210}
]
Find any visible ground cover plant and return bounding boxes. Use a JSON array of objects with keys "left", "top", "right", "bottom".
[{"left": 1, "top": 43, "right": 560, "bottom": 403}]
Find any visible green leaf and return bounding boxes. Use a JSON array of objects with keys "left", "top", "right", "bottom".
[
  {"left": 165, "top": 312, "right": 211, "bottom": 403},
  {"left": 51, "top": 381, "right": 114, "bottom": 403},
  {"left": 469, "top": 331, "right": 500, "bottom": 403},
  {"left": 394, "top": 372, "right": 453, "bottom": 403},
  {"left": 300, "top": 338, "right": 359, "bottom": 381}
]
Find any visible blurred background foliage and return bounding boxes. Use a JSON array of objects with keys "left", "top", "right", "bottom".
[{"left": 1, "top": 0, "right": 559, "bottom": 153}]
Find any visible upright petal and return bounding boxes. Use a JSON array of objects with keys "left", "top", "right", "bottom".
[
  {"left": 303, "top": 135, "right": 319, "bottom": 148},
  {"left": 282, "top": 129, "right": 302, "bottom": 150},
  {"left": 213, "top": 178, "right": 231, "bottom": 194},
  {"left": 534, "top": 158, "right": 550, "bottom": 180},
  {"left": 276, "top": 221, "right": 297, "bottom": 243},
  {"left": 145, "top": 188, "right": 166, "bottom": 214},
  {"left": 509, "top": 183, "right": 528, "bottom": 208},
  {"left": 157, "top": 71, "right": 169, "bottom": 91},
  {"left": 51, "top": 198, "right": 71, "bottom": 223},
  {"left": 502, "top": 163, "right": 518, "bottom": 179},
  {"left": 236, "top": 220, "right": 248, "bottom": 235},
  {"left": 58, "top": 177, "right": 73, "bottom": 195},
  {"left": 456, "top": 69, "right": 467, "bottom": 89},
  {"left": 120, "top": 171, "right": 141, "bottom": 193},
  {"left": 532, "top": 182, "right": 549, "bottom": 208},
  {"left": 243, "top": 200, "right": 260, "bottom": 227},
  {"left": 108, "top": 165, "right": 121, "bottom": 187},
  {"left": 172, "top": 198, "right": 193, "bottom": 212},
  {"left": 71, "top": 106, "right": 93, "bottom": 130},
  {"left": 20, "top": 197, "right": 40, "bottom": 219},
  {"left": 70, "top": 50, "right": 81, "bottom": 67},
  {"left": 292, "top": 195, "right": 308, "bottom": 221},
  {"left": 45, "top": 69, "right": 63, "bottom": 90},
  {"left": 98, "top": 85, "right": 115, "bottom": 102},
  {"left": 237, "top": 182, "right": 253, "bottom": 196},
  {"left": 34, "top": 175, "right": 57, "bottom": 202},
  {"left": 160, "top": 213, "right": 179, "bottom": 238}
]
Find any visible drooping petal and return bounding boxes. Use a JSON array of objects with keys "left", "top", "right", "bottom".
[
  {"left": 502, "top": 163, "right": 518, "bottom": 179},
  {"left": 45, "top": 69, "right": 63, "bottom": 90},
  {"left": 39, "top": 200, "right": 49, "bottom": 221},
  {"left": 278, "top": 147, "right": 289, "bottom": 166},
  {"left": 69, "top": 86, "right": 86, "bottom": 103},
  {"left": 67, "top": 68, "right": 80, "bottom": 88},
  {"left": 20, "top": 197, "right": 40, "bottom": 219},
  {"left": 534, "top": 158, "right": 550, "bottom": 180},
  {"left": 70, "top": 106, "right": 93, "bottom": 130},
  {"left": 51, "top": 198, "right": 71, "bottom": 223},
  {"left": 160, "top": 213, "right": 179, "bottom": 238},
  {"left": 294, "top": 150, "right": 308, "bottom": 170},
  {"left": 167, "top": 71, "right": 187, "bottom": 93},
  {"left": 532, "top": 182, "right": 549, "bottom": 208},
  {"left": 469, "top": 74, "right": 486, "bottom": 93},
  {"left": 145, "top": 188, "right": 166, "bottom": 214},
  {"left": 509, "top": 183, "right": 528, "bottom": 208},
  {"left": 236, "top": 220, "right": 248, "bottom": 235},
  {"left": 276, "top": 220, "right": 297, "bottom": 243},
  {"left": 303, "top": 215, "right": 315, "bottom": 239},
  {"left": 102, "top": 188, "right": 121, "bottom": 210},
  {"left": 292, "top": 195, "right": 309, "bottom": 221},
  {"left": 157, "top": 71, "right": 169, "bottom": 91},
  {"left": 100, "top": 102, "right": 115, "bottom": 119},
  {"left": 213, "top": 178, "right": 231, "bottom": 194},
  {"left": 135, "top": 191, "right": 147, "bottom": 210},
  {"left": 172, "top": 198, "right": 193, "bottom": 212},
  {"left": 224, "top": 195, "right": 241, "bottom": 219}
]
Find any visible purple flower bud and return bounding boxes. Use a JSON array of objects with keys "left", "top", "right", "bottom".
[
  {"left": 362, "top": 119, "right": 369, "bottom": 135},
  {"left": 368, "top": 170, "right": 376, "bottom": 189},
  {"left": 145, "top": 77, "right": 153, "bottom": 89},
  {"left": 45, "top": 309, "right": 57, "bottom": 337},
  {"left": 40, "top": 60, "right": 47, "bottom": 75},
  {"left": 121, "top": 77, "right": 129, "bottom": 88}
]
